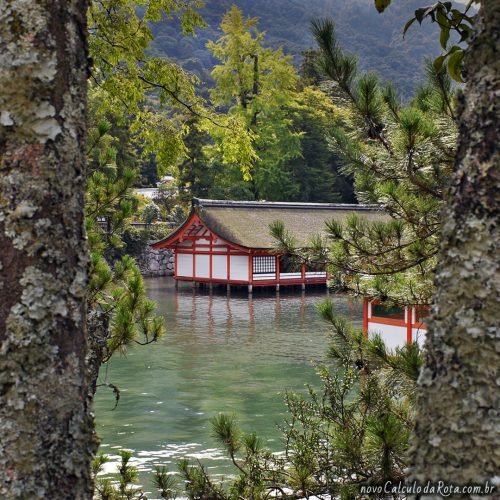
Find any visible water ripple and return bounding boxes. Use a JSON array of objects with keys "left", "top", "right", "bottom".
[{"left": 94, "top": 278, "right": 362, "bottom": 492}]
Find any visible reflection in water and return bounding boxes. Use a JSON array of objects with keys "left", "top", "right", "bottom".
[{"left": 94, "top": 278, "right": 362, "bottom": 493}]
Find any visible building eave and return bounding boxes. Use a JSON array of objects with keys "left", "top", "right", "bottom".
[
  {"left": 193, "top": 197, "right": 380, "bottom": 211},
  {"left": 151, "top": 209, "right": 256, "bottom": 253}
]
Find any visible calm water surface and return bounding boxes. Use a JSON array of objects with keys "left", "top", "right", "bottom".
[{"left": 94, "top": 277, "right": 362, "bottom": 491}]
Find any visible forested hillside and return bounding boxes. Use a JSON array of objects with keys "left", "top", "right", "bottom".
[{"left": 150, "top": 0, "right": 448, "bottom": 99}]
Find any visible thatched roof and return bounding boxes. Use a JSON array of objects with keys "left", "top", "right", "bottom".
[{"left": 154, "top": 199, "right": 387, "bottom": 250}]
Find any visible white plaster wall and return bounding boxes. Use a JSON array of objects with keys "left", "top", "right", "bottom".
[
  {"left": 177, "top": 253, "right": 193, "bottom": 277},
  {"left": 195, "top": 254, "right": 210, "bottom": 278},
  {"left": 368, "top": 322, "right": 407, "bottom": 350},
  {"left": 212, "top": 255, "right": 227, "bottom": 280},
  {"left": 230, "top": 255, "right": 248, "bottom": 281}
]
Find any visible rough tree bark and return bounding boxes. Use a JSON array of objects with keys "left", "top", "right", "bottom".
[
  {"left": 0, "top": 1, "right": 97, "bottom": 498},
  {"left": 410, "top": 0, "right": 500, "bottom": 495}
]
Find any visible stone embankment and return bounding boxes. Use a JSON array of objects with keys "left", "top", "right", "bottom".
[{"left": 136, "top": 245, "right": 174, "bottom": 277}]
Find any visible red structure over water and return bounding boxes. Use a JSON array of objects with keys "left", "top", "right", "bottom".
[{"left": 152, "top": 198, "right": 427, "bottom": 348}]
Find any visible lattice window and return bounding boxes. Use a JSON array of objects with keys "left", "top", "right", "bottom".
[{"left": 253, "top": 256, "right": 276, "bottom": 274}]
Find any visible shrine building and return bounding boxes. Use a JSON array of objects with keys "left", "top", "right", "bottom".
[
  {"left": 151, "top": 198, "right": 385, "bottom": 290},
  {"left": 151, "top": 198, "right": 427, "bottom": 348}
]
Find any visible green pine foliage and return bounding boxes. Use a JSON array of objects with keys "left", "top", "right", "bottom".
[
  {"left": 272, "top": 19, "right": 458, "bottom": 305},
  {"left": 86, "top": 117, "right": 165, "bottom": 372},
  {"left": 93, "top": 450, "right": 179, "bottom": 499},
  {"left": 205, "top": 6, "right": 355, "bottom": 202},
  {"left": 88, "top": 119, "right": 170, "bottom": 497},
  {"left": 173, "top": 300, "right": 422, "bottom": 499}
]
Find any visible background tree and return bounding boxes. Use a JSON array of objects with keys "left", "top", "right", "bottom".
[
  {"left": 175, "top": 117, "right": 255, "bottom": 202},
  {"left": 207, "top": 6, "right": 356, "bottom": 202},
  {"left": 207, "top": 5, "right": 302, "bottom": 200},
  {"left": 285, "top": 86, "right": 356, "bottom": 203},
  {"left": 0, "top": 1, "right": 96, "bottom": 497},
  {"left": 141, "top": 202, "right": 161, "bottom": 225},
  {"left": 88, "top": 0, "right": 203, "bottom": 173},
  {"left": 88, "top": 0, "right": 256, "bottom": 180}
]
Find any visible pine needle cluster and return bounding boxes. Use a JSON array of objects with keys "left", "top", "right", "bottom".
[
  {"left": 86, "top": 118, "right": 165, "bottom": 394},
  {"left": 273, "top": 19, "right": 459, "bottom": 306}
]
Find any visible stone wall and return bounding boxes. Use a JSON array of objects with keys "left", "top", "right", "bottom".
[{"left": 136, "top": 245, "right": 174, "bottom": 277}]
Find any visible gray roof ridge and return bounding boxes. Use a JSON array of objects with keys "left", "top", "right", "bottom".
[{"left": 193, "top": 198, "right": 381, "bottom": 211}]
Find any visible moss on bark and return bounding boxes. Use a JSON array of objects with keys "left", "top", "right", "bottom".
[
  {"left": 0, "top": 1, "right": 97, "bottom": 498},
  {"left": 410, "top": 0, "right": 500, "bottom": 495}
]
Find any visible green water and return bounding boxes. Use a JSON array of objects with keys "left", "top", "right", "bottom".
[{"left": 94, "top": 277, "right": 362, "bottom": 491}]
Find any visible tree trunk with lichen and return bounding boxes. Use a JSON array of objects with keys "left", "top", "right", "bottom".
[
  {"left": 410, "top": 0, "right": 500, "bottom": 495},
  {"left": 0, "top": 1, "right": 96, "bottom": 498}
]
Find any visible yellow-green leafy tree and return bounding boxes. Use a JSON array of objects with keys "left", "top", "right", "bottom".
[{"left": 208, "top": 5, "right": 303, "bottom": 200}]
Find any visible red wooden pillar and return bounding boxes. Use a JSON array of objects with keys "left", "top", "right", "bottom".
[
  {"left": 406, "top": 306, "right": 413, "bottom": 344},
  {"left": 191, "top": 239, "right": 196, "bottom": 281},
  {"left": 276, "top": 255, "right": 280, "bottom": 283},
  {"left": 209, "top": 237, "right": 213, "bottom": 281},
  {"left": 363, "top": 298, "right": 369, "bottom": 337},
  {"left": 248, "top": 254, "right": 252, "bottom": 283}
]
